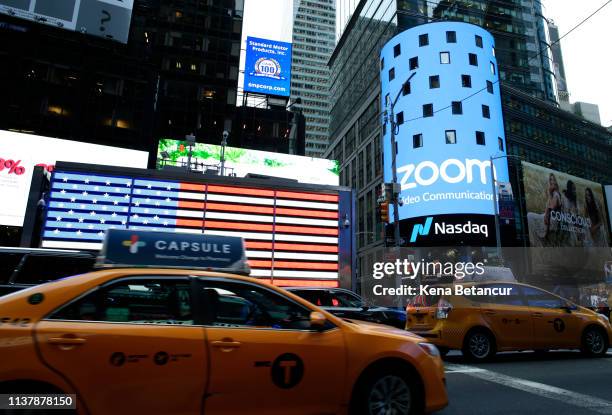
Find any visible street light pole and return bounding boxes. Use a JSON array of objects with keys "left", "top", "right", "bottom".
[
  {"left": 489, "top": 156, "right": 502, "bottom": 261},
  {"left": 387, "top": 71, "right": 416, "bottom": 247},
  {"left": 489, "top": 154, "right": 523, "bottom": 264}
]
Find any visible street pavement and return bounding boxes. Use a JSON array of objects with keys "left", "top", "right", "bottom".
[{"left": 438, "top": 349, "right": 612, "bottom": 414}]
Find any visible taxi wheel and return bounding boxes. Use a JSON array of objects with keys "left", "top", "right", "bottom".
[
  {"left": 351, "top": 364, "right": 423, "bottom": 415},
  {"left": 581, "top": 326, "right": 609, "bottom": 357},
  {"left": 462, "top": 329, "right": 496, "bottom": 361}
]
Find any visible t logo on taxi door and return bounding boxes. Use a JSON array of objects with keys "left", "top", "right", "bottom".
[{"left": 271, "top": 353, "right": 304, "bottom": 389}]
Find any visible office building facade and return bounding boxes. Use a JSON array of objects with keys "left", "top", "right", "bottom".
[
  {"left": 326, "top": 0, "right": 612, "bottom": 276},
  {"left": 0, "top": 0, "right": 244, "bottom": 156},
  {"left": 290, "top": 0, "right": 336, "bottom": 157}
]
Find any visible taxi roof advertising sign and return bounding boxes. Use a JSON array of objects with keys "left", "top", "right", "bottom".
[
  {"left": 243, "top": 36, "right": 292, "bottom": 97},
  {"left": 98, "top": 229, "right": 250, "bottom": 275}
]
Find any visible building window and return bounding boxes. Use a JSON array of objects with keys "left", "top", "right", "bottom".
[
  {"left": 380, "top": 57, "right": 384, "bottom": 70},
  {"left": 423, "top": 104, "right": 433, "bottom": 117},
  {"left": 429, "top": 75, "right": 440, "bottom": 89},
  {"left": 476, "top": 131, "right": 486, "bottom": 145},
  {"left": 440, "top": 51, "right": 450, "bottom": 64},
  {"left": 402, "top": 82, "right": 411, "bottom": 95},
  {"left": 419, "top": 33, "right": 429, "bottom": 46},
  {"left": 461, "top": 74, "right": 472, "bottom": 87},
  {"left": 475, "top": 35, "right": 483, "bottom": 48},
  {"left": 409, "top": 57, "right": 418, "bottom": 70},
  {"left": 413, "top": 134, "right": 423, "bottom": 148},
  {"left": 396, "top": 111, "right": 404, "bottom": 125},
  {"left": 498, "top": 137, "right": 504, "bottom": 151},
  {"left": 393, "top": 44, "right": 401, "bottom": 57},
  {"left": 490, "top": 62, "right": 496, "bottom": 75},
  {"left": 388, "top": 67, "right": 395, "bottom": 81},
  {"left": 469, "top": 53, "right": 478, "bottom": 66},
  {"left": 445, "top": 130, "right": 457, "bottom": 144},
  {"left": 452, "top": 101, "right": 462, "bottom": 114},
  {"left": 482, "top": 105, "right": 490, "bottom": 118},
  {"left": 487, "top": 80, "right": 494, "bottom": 93},
  {"left": 446, "top": 31, "right": 456, "bottom": 43}
]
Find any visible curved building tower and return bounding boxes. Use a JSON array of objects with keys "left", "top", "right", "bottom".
[{"left": 380, "top": 21, "right": 509, "bottom": 246}]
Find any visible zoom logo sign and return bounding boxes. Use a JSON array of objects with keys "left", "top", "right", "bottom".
[
  {"left": 410, "top": 217, "right": 489, "bottom": 243},
  {"left": 398, "top": 158, "right": 495, "bottom": 191}
]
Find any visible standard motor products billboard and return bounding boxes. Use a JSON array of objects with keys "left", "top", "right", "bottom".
[
  {"left": 0, "top": 0, "right": 133, "bottom": 43},
  {"left": 243, "top": 36, "right": 292, "bottom": 97},
  {"left": 0, "top": 130, "right": 148, "bottom": 227},
  {"left": 157, "top": 139, "right": 339, "bottom": 186}
]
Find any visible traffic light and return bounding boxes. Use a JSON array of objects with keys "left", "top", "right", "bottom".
[{"left": 379, "top": 201, "right": 390, "bottom": 223}]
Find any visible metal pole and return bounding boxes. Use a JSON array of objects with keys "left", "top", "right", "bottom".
[
  {"left": 390, "top": 103, "right": 401, "bottom": 248},
  {"left": 490, "top": 156, "right": 502, "bottom": 262},
  {"left": 387, "top": 72, "right": 415, "bottom": 248},
  {"left": 220, "top": 136, "right": 227, "bottom": 176}
]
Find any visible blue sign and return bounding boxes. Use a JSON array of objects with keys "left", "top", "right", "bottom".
[
  {"left": 99, "top": 229, "right": 250, "bottom": 274},
  {"left": 243, "top": 36, "right": 292, "bottom": 97},
  {"left": 380, "top": 22, "right": 510, "bottom": 220}
]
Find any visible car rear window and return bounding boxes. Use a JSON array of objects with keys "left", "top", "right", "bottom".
[
  {"left": 0, "top": 253, "right": 24, "bottom": 284},
  {"left": 407, "top": 294, "right": 441, "bottom": 307},
  {"left": 290, "top": 289, "right": 328, "bottom": 306},
  {"left": 15, "top": 255, "right": 95, "bottom": 284}
]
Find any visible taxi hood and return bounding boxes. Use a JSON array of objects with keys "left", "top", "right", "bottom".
[{"left": 343, "top": 318, "right": 424, "bottom": 341}]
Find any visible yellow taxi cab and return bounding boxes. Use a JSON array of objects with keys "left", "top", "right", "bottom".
[
  {"left": 0, "top": 230, "right": 448, "bottom": 415},
  {"left": 406, "top": 281, "right": 612, "bottom": 361}
]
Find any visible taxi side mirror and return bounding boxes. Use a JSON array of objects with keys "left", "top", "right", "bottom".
[
  {"left": 310, "top": 311, "right": 327, "bottom": 330},
  {"left": 560, "top": 302, "right": 577, "bottom": 313}
]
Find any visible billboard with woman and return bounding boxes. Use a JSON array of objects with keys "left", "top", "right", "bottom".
[
  {"left": 523, "top": 162, "right": 611, "bottom": 292},
  {"left": 524, "top": 162, "right": 609, "bottom": 248}
]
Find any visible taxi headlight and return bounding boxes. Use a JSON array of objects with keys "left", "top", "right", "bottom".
[{"left": 418, "top": 342, "right": 440, "bottom": 357}]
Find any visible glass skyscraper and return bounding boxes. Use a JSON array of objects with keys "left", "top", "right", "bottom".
[
  {"left": 326, "top": 0, "right": 611, "bottom": 275},
  {"left": 290, "top": 0, "right": 336, "bottom": 157}
]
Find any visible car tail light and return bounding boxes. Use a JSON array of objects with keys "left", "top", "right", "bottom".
[{"left": 436, "top": 298, "right": 452, "bottom": 319}]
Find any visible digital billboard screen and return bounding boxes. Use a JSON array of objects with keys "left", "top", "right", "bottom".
[
  {"left": 0, "top": 0, "right": 133, "bottom": 43},
  {"left": 380, "top": 22, "right": 509, "bottom": 221},
  {"left": 157, "top": 139, "right": 339, "bottom": 186},
  {"left": 523, "top": 162, "right": 611, "bottom": 284},
  {"left": 40, "top": 167, "right": 348, "bottom": 286},
  {"left": 524, "top": 162, "right": 609, "bottom": 248},
  {"left": 0, "top": 130, "right": 148, "bottom": 227},
  {"left": 243, "top": 36, "right": 292, "bottom": 97}
]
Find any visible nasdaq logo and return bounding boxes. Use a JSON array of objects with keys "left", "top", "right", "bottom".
[{"left": 410, "top": 217, "right": 434, "bottom": 243}]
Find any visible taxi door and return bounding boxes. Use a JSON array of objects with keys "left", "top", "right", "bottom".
[
  {"left": 523, "top": 286, "right": 582, "bottom": 349},
  {"left": 478, "top": 284, "right": 533, "bottom": 349},
  {"left": 198, "top": 278, "right": 347, "bottom": 415},
  {"left": 35, "top": 276, "right": 207, "bottom": 415}
]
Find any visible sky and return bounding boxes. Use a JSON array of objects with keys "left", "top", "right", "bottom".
[
  {"left": 240, "top": 0, "right": 612, "bottom": 126},
  {"left": 542, "top": 0, "right": 612, "bottom": 126}
]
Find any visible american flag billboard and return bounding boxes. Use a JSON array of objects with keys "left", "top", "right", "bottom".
[{"left": 39, "top": 166, "right": 354, "bottom": 287}]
